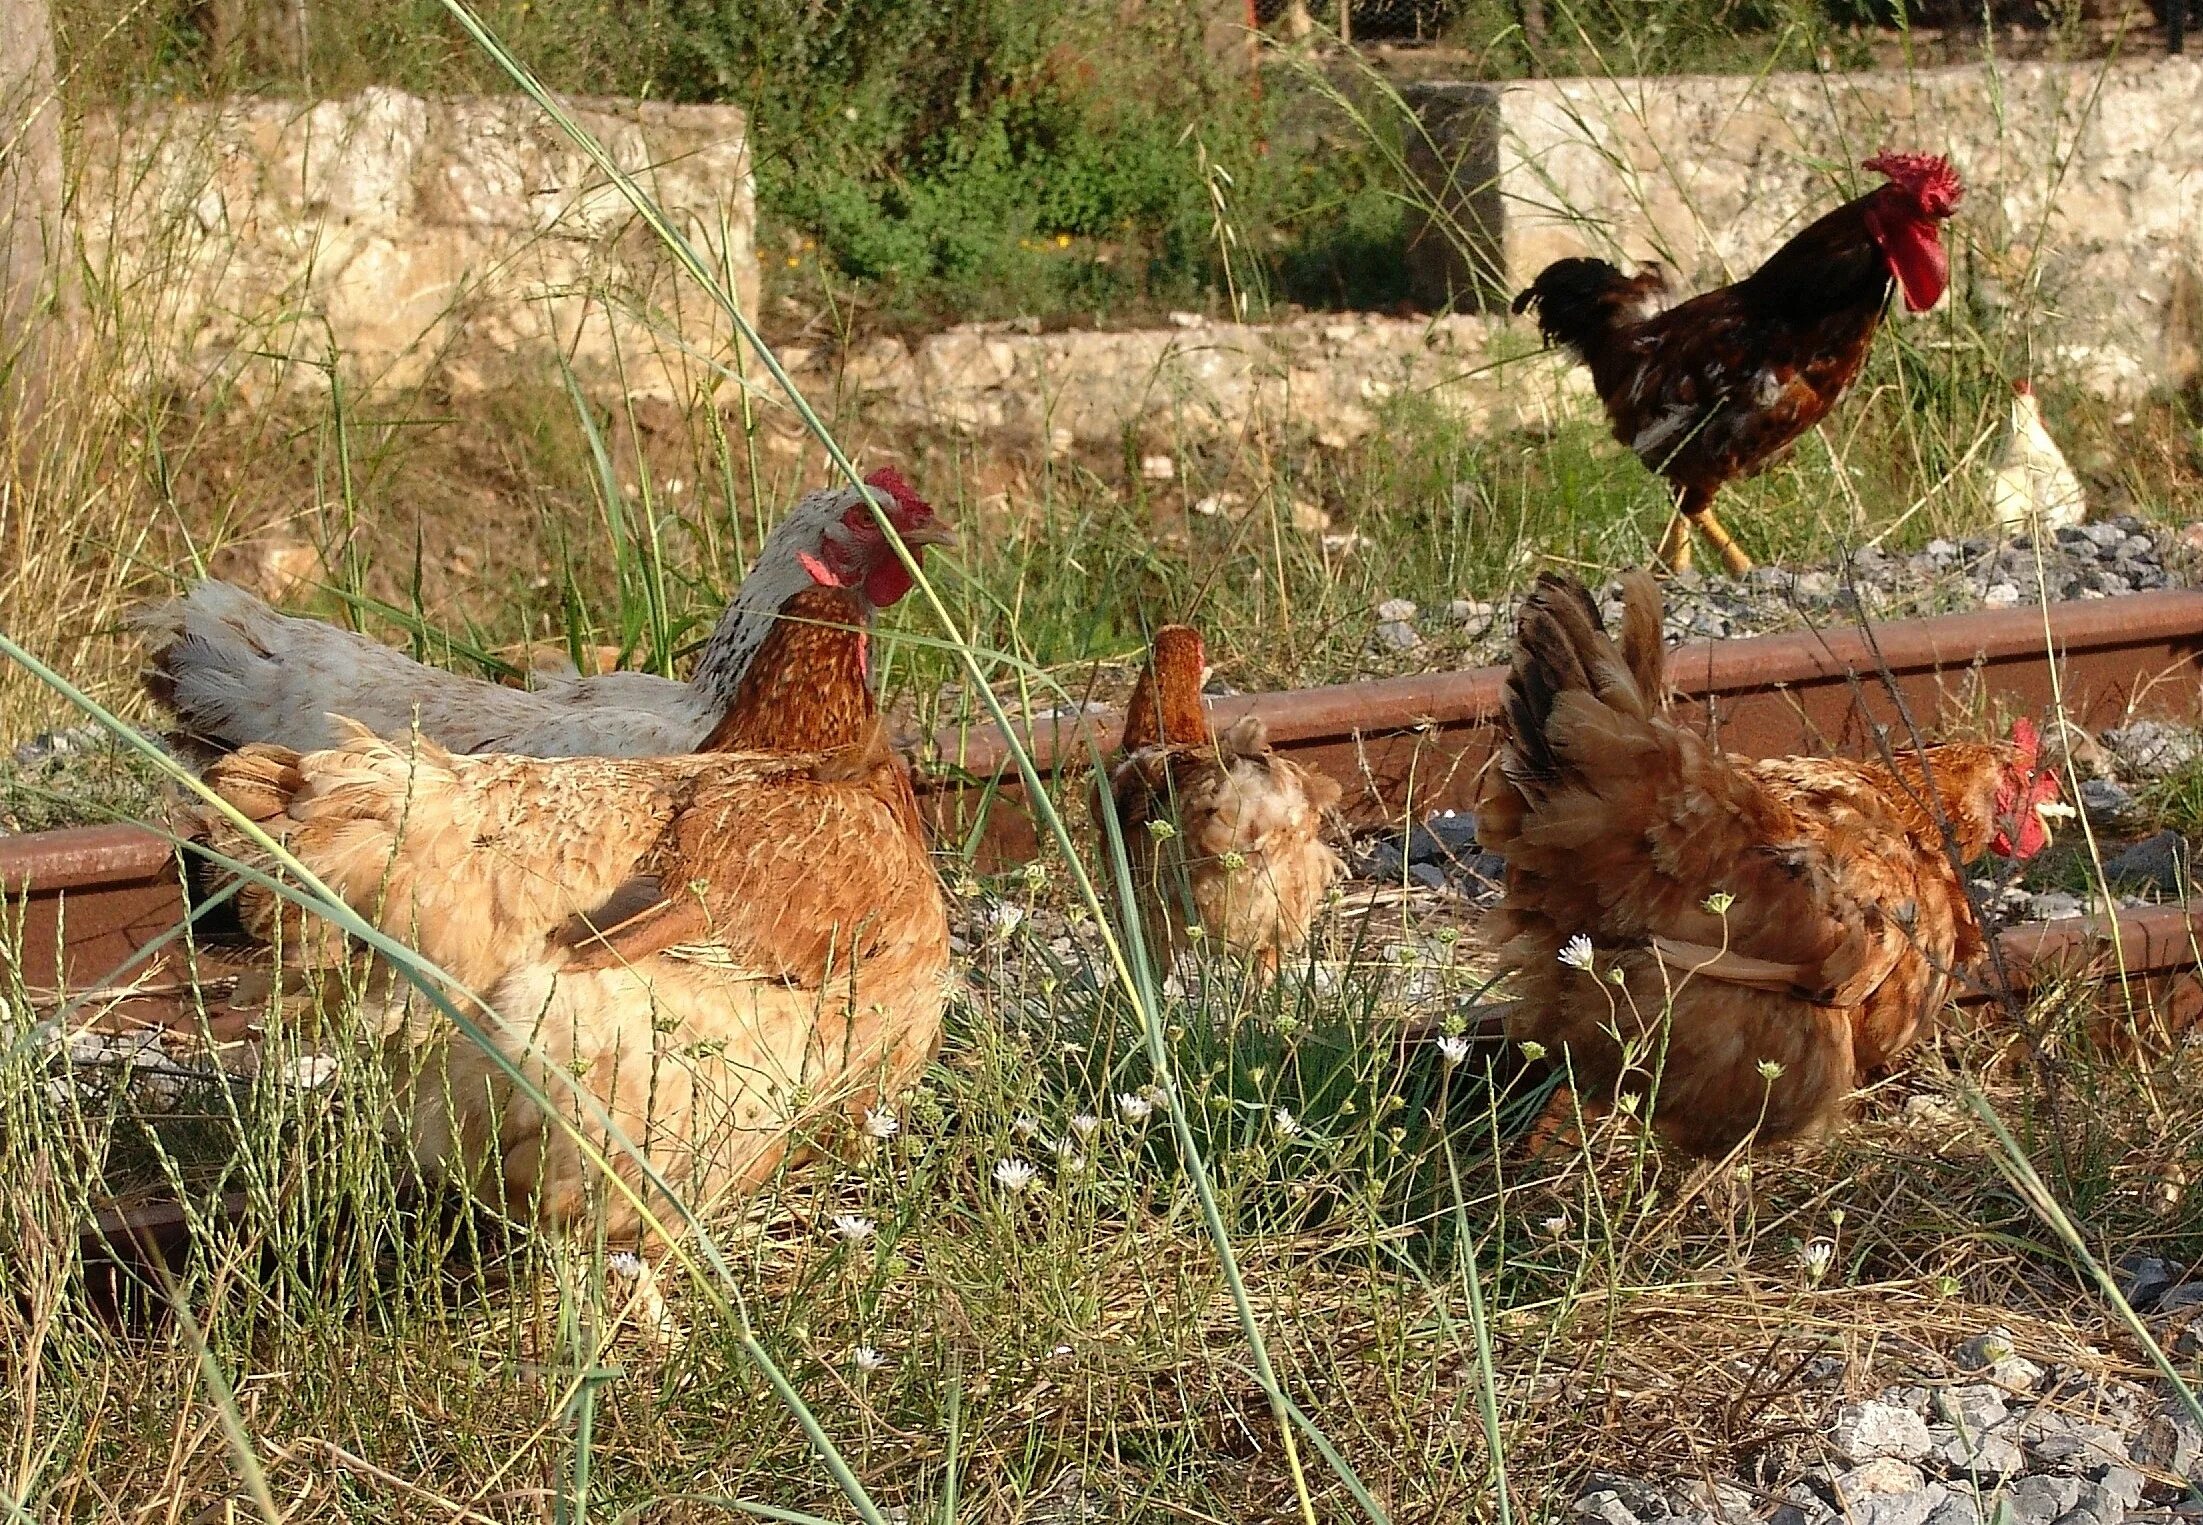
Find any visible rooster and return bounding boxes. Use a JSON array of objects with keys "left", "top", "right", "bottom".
[
  {"left": 1477, "top": 572, "right": 2065, "bottom": 1156},
  {"left": 142, "top": 468, "right": 954, "bottom": 758},
  {"left": 1513, "top": 153, "right": 1964, "bottom": 577},
  {"left": 1988, "top": 378, "right": 2087, "bottom": 538},
  {"left": 1097, "top": 624, "right": 1343, "bottom": 973},
  {"left": 191, "top": 563, "right": 951, "bottom": 1246}
]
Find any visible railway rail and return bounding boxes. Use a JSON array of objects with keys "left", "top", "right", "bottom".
[{"left": 8, "top": 587, "right": 2203, "bottom": 1271}]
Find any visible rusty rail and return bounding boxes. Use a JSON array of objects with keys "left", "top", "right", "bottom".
[{"left": 10, "top": 591, "right": 2203, "bottom": 996}]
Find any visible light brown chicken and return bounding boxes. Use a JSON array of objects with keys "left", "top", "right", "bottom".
[
  {"left": 195, "top": 568, "right": 950, "bottom": 1242},
  {"left": 1477, "top": 572, "right": 2064, "bottom": 1156},
  {"left": 1098, "top": 624, "right": 1343, "bottom": 973}
]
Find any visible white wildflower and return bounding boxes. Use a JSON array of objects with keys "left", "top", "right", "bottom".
[
  {"left": 1541, "top": 1212, "right": 1571, "bottom": 1238},
  {"left": 1756, "top": 1058, "right": 1786, "bottom": 1081},
  {"left": 1800, "top": 1237, "right": 1836, "bottom": 1285},
  {"left": 993, "top": 1157, "right": 1038, "bottom": 1193},
  {"left": 1272, "top": 1107, "right": 1302, "bottom": 1139},
  {"left": 1068, "top": 1112, "right": 1101, "bottom": 1140},
  {"left": 1437, "top": 1035, "right": 1472, "bottom": 1065},
  {"left": 607, "top": 1251, "right": 644, "bottom": 1281},
  {"left": 1558, "top": 934, "right": 1596, "bottom": 971},
  {"left": 1013, "top": 1114, "right": 1042, "bottom": 1140},
  {"left": 1116, "top": 1091, "right": 1154, "bottom": 1124},
  {"left": 852, "top": 1345, "right": 888, "bottom": 1373},
  {"left": 831, "top": 1213, "right": 877, "bottom": 1244},
  {"left": 862, "top": 1107, "right": 900, "bottom": 1141}
]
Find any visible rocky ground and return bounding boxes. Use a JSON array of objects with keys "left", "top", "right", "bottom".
[{"left": 1578, "top": 1304, "right": 2203, "bottom": 1525}]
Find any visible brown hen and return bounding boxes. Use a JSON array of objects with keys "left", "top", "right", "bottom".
[
  {"left": 1098, "top": 624, "right": 1343, "bottom": 974},
  {"left": 195, "top": 569, "right": 950, "bottom": 1244},
  {"left": 1477, "top": 572, "right": 2062, "bottom": 1156}
]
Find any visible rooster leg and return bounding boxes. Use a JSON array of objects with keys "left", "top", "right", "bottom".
[
  {"left": 1676, "top": 485, "right": 1754, "bottom": 576},
  {"left": 1653, "top": 510, "right": 1693, "bottom": 575},
  {"left": 1690, "top": 510, "right": 1755, "bottom": 577}
]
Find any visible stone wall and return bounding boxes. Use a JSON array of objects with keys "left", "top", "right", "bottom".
[{"left": 73, "top": 87, "right": 755, "bottom": 402}]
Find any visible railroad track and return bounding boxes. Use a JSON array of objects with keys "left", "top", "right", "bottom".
[{"left": 9, "top": 588, "right": 2203, "bottom": 1270}]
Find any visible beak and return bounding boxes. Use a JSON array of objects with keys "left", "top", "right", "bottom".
[
  {"left": 896, "top": 519, "right": 959, "bottom": 552},
  {"left": 2034, "top": 799, "right": 2077, "bottom": 846}
]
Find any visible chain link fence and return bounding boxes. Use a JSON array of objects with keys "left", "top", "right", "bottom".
[{"left": 1252, "top": 0, "right": 1466, "bottom": 41}]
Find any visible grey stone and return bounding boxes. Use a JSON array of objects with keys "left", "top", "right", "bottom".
[
  {"left": 2016, "top": 1407, "right": 2130, "bottom": 1471},
  {"left": 2155, "top": 1282, "right": 2203, "bottom": 1315},
  {"left": 1983, "top": 582, "right": 2023, "bottom": 607},
  {"left": 1922, "top": 1497, "right": 1990, "bottom": 1525},
  {"left": 1407, "top": 862, "right": 1449, "bottom": 892},
  {"left": 2054, "top": 1466, "right": 2149, "bottom": 1525},
  {"left": 1828, "top": 1462, "right": 1947, "bottom": 1525},
  {"left": 1374, "top": 619, "right": 1422, "bottom": 652},
  {"left": 1575, "top": 1491, "right": 1643, "bottom": 1525},
  {"left": 1936, "top": 1384, "right": 2013, "bottom": 1434},
  {"left": 1374, "top": 597, "right": 1419, "bottom": 622},
  {"left": 2103, "top": 830, "right": 2186, "bottom": 895},
  {"left": 2116, "top": 1254, "right": 2183, "bottom": 1311},
  {"left": 1833, "top": 1400, "right": 1936, "bottom": 1463},
  {"left": 2028, "top": 891, "right": 2086, "bottom": 921},
  {"left": 1357, "top": 841, "right": 1404, "bottom": 881},
  {"left": 1988, "top": 1355, "right": 2046, "bottom": 1393},
  {"left": 2002, "top": 1474, "right": 2086, "bottom": 1525},
  {"left": 2079, "top": 778, "right": 2141, "bottom": 829},
  {"left": 2101, "top": 721, "right": 2203, "bottom": 780},
  {"left": 1928, "top": 1422, "right": 2025, "bottom": 1480}
]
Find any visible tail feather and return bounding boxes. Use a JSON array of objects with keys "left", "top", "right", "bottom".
[
  {"left": 1502, "top": 574, "right": 1661, "bottom": 791},
  {"left": 1120, "top": 625, "right": 1210, "bottom": 751},
  {"left": 1511, "top": 258, "right": 1669, "bottom": 362}
]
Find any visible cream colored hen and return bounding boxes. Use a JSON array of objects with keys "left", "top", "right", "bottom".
[
  {"left": 194, "top": 571, "right": 950, "bottom": 1243},
  {"left": 1098, "top": 624, "right": 1343, "bottom": 973}
]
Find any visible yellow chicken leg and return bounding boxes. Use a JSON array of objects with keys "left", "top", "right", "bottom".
[
  {"left": 1654, "top": 510, "right": 1693, "bottom": 575},
  {"left": 1690, "top": 509, "right": 1755, "bottom": 577}
]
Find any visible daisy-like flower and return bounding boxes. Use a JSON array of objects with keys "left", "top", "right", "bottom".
[
  {"left": 607, "top": 1251, "right": 644, "bottom": 1281},
  {"left": 1558, "top": 934, "right": 1596, "bottom": 971},
  {"left": 862, "top": 1107, "right": 900, "bottom": 1141},
  {"left": 993, "top": 1157, "right": 1038, "bottom": 1193},
  {"left": 1703, "top": 891, "right": 1735, "bottom": 915},
  {"left": 1272, "top": 1107, "right": 1302, "bottom": 1139},
  {"left": 853, "top": 1345, "right": 889, "bottom": 1373},
  {"left": 1068, "top": 1113, "right": 1101, "bottom": 1140},
  {"left": 1756, "top": 1058, "right": 1786, "bottom": 1081},
  {"left": 1800, "top": 1237, "right": 1836, "bottom": 1285},
  {"left": 1541, "top": 1212, "right": 1571, "bottom": 1238},
  {"left": 831, "top": 1213, "right": 877, "bottom": 1244},
  {"left": 1117, "top": 1091, "right": 1155, "bottom": 1124},
  {"left": 1437, "top": 1035, "right": 1472, "bottom": 1065},
  {"left": 1013, "top": 1114, "right": 1043, "bottom": 1140}
]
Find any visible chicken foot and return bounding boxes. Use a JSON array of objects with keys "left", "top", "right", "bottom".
[{"left": 1655, "top": 485, "right": 1755, "bottom": 578}]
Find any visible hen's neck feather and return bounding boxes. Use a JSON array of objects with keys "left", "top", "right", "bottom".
[{"left": 691, "top": 484, "right": 874, "bottom": 705}]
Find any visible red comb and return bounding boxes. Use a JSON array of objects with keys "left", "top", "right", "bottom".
[
  {"left": 862, "top": 466, "right": 935, "bottom": 525},
  {"left": 1863, "top": 151, "right": 1963, "bottom": 217},
  {"left": 2010, "top": 716, "right": 2040, "bottom": 767}
]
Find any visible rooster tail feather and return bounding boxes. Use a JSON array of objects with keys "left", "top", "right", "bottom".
[
  {"left": 1121, "top": 625, "right": 1210, "bottom": 751},
  {"left": 1511, "top": 257, "right": 1667, "bottom": 361}
]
